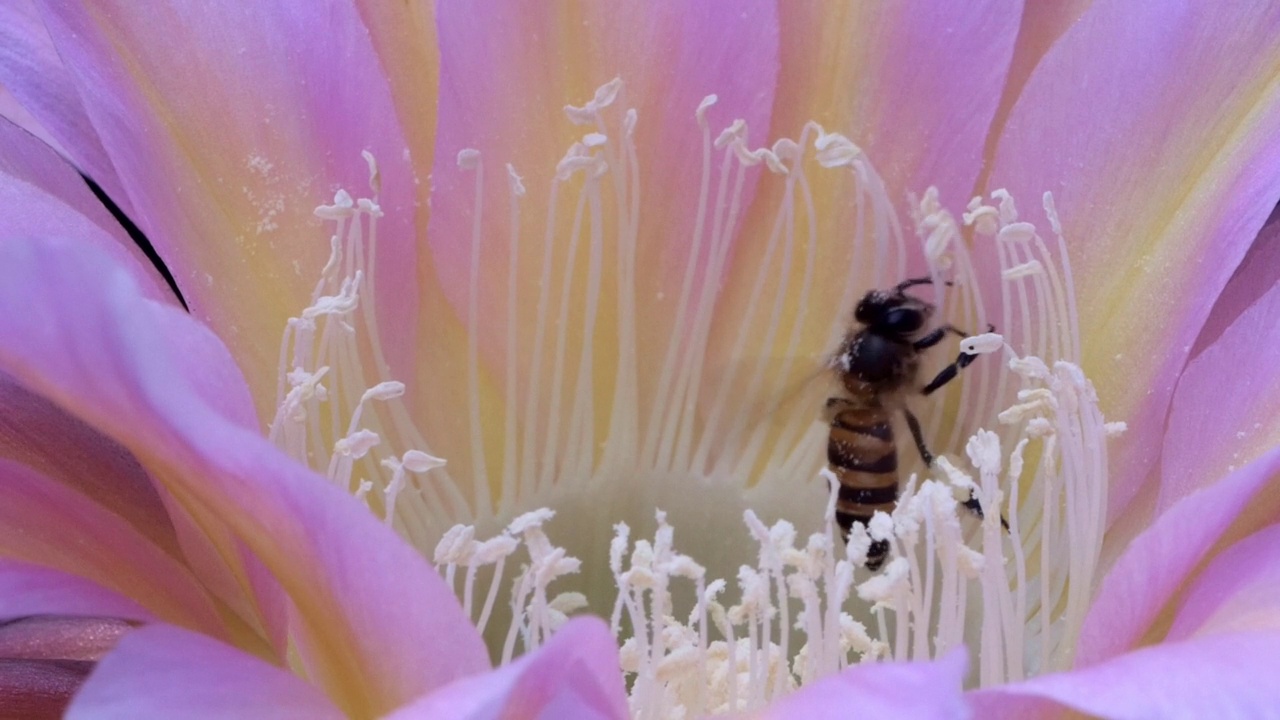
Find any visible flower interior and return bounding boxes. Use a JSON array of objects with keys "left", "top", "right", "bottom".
[{"left": 267, "top": 79, "right": 1121, "bottom": 716}]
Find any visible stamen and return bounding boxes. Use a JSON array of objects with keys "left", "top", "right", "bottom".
[
  {"left": 459, "top": 150, "right": 491, "bottom": 512},
  {"left": 271, "top": 159, "right": 455, "bottom": 534},
  {"left": 501, "top": 164, "right": 524, "bottom": 512}
]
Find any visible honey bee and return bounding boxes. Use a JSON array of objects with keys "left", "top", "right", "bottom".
[{"left": 826, "top": 276, "right": 993, "bottom": 570}]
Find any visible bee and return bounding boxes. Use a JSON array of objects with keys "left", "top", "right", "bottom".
[{"left": 826, "top": 276, "right": 993, "bottom": 570}]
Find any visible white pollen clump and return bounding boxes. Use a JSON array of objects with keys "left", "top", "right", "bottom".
[
  {"left": 964, "top": 196, "right": 1001, "bottom": 235},
  {"left": 456, "top": 148, "right": 480, "bottom": 169},
  {"left": 867, "top": 512, "right": 894, "bottom": 542},
  {"left": 506, "top": 164, "right": 526, "bottom": 196},
  {"left": 355, "top": 197, "right": 382, "bottom": 218},
  {"left": 934, "top": 456, "right": 977, "bottom": 496},
  {"left": 361, "top": 149, "right": 381, "bottom": 195},
  {"left": 314, "top": 189, "right": 355, "bottom": 220},
  {"left": 301, "top": 272, "right": 361, "bottom": 319},
  {"left": 353, "top": 479, "right": 373, "bottom": 502},
  {"left": 401, "top": 449, "right": 446, "bottom": 473},
  {"left": 1025, "top": 417, "right": 1054, "bottom": 437},
  {"left": 999, "top": 387, "right": 1058, "bottom": 425},
  {"left": 696, "top": 94, "right": 718, "bottom": 125},
  {"left": 361, "top": 381, "right": 405, "bottom": 403},
  {"left": 381, "top": 450, "right": 445, "bottom": 526},
  {"left": 915, "top": 187, "right": 962, "bottom": 263},
  {"left": 991, "top": 188, "right": 1019, "bottom": 224},
  {"left": 1003, "top": 260, "right": 1045, "bottom": 280},
  {"left": 966, "top": 429, "right": 1004, "bottom": 474},
  {"left": 771, "top": 138, "right": 801, "bottom": 163},
  {"left": 856, "top": 557, "right": 908, "bottom": 605},
  {"left": 433, "top": 524, "right": 476, "bottom": 567},
  {"left": 555, "top": 142, "right": 605, "bottom": 180},
  {"left": 997, "top": 221, "right": 1037, "bottom": 244},
  {"left": 507, "top": 508, "right": 557, "bottom": 536},
  {"left": 843, "top": 522, "right": 872, "bottom": 567},
  {"left": 812, "top": 129, "right": 862, "bottom": 168},
  {"left": 1009, "top": 355, "right": 1051, "bottom": 380},
  {"left": 962, "top": 332, "right": 1004, "bottom": 355},
  {"left": 714, "top": 118, "right": 746, "bottom": 148},
  {"left": 332, "top": 429, "right": 379, "bottom": 459},
  {"left": 564, "top": 76, "right": 622, "bottom": 124}
]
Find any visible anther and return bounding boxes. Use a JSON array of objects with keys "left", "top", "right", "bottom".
[
  {"left": 696, "top": 94, "right": 718, "bottom": 125},
  {"left": 457, "top": 148, "right": 481, "bottom": 170}
]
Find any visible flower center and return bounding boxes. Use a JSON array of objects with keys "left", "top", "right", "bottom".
[{"left": 268, "top": 79, "right": 1120, "bottom": 716}]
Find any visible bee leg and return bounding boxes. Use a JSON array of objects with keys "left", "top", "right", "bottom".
[
  {"left": 893, "top": 276, "right": 954, "bottom": 296},
  {"left": 912, "top": 326, "right": 948, "bottom": 351},
  {"left": 913, "top": 325, "right": 961, "bottom": 351},
  {"left": 962, "top": 492, "right": 1011, "bottom": 531},
  {"left": 921, "top": 352, "right": 975, "bottom": 396},
  {"left": 922, "top": 323, "right": 999, "bottom": 395},
  {"left": 903, "top": 408, "right": 934, "bottom": 466},
  {"left": 894, "top": 275, "right": 935, "bottom": 293}
]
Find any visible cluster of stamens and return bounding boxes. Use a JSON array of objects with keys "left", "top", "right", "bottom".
[{"left": 270, "top": 78, "right": 1120, "bottom": 717}]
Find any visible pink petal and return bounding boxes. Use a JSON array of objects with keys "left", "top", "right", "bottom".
[
  {"left": 33, "top": 0, "right": 422, "bottom": 412},
  {"left": 0, "top": 563, "right": 140, "bottom": 719},
  {"left": 986, "top": 1, "right": 1280, "bottom": 521},
  {"left": 1189, "top": 217, "right": 1280, "bottom": 357},
  {"left": 1158, "top": 221, "right": 1280, "bottom": 511},
  {"left": 0, "top": 85, "right": 62, "bottom": 157},
  {"left": 0, "top": 374, "right": 178, "bottom": 557},
  {"left": 984, "top": 1, "right": 1092, "bottom": 163},
  {"left": 0, "top": 255, "right": 283, "bottom": 656},
  {"left": 0, "top": 116, "right": 168, "bottom": 303},
  {"left": 0, "top": 617, "right": 132, "bottom": 662},
  {"left": 385, "top": 617, "right": 628, "bottom": 720},
  {"left": 3, "top": 96, "right": 284, "bottom": 645},
  {"left": 0, "top": 459, "right": 223, "bottom": 637},
  {"left": 0, "top": 238, "right": 488, "bottom": 717},
  {"left": 775, "top": 2, "right": 1022, "bottom": 206},
  {"left": 746, "top": 649, "right": 969, "bottom": 720},
  {"left": 1165, "top": 523, "right": 1280, "bottom": 640},
  {"left": 1076, "top": 447, "right": 1280, "bottom": 667},
  {"left": 64, "top": 625, "right": 343, "bottom": 720},
  {"left": 0, "top": 658, "right": 91, "bottom": 720},
  {"left": 0, "top": 0, "right": 132, "bottom": 218},
  {"left": 0, "top": 560, "right": 152, "bottom": 625},
  {"left": 971, "top": 631, "right": 1280, "bottom": 719}
]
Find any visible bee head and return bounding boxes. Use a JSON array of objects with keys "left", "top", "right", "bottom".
[{"left": 855, "top": 289, "right": 928, "bottom": 337}]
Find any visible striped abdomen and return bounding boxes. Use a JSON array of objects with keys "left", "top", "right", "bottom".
[{"left": 828, "top": 404, "right": 897, "bottom": 570}]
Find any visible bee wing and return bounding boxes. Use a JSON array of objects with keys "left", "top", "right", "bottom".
[{"left": 693, "top": 354, "right": 841, "bottom": 483}]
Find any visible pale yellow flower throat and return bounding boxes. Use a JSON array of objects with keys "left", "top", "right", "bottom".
[{"left": 269, "top": 79, "right": 1120, "bottom": 716}]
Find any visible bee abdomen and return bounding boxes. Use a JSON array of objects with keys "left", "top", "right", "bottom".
[
  {"left": 827, "top": 417, "right": 897, "bottom": 473},
  {"left": 837, "top": 484, "right": 899, "bottom": 505},
  {"left": 828, "top": 408, "right": 899, "bottom": 570}
]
